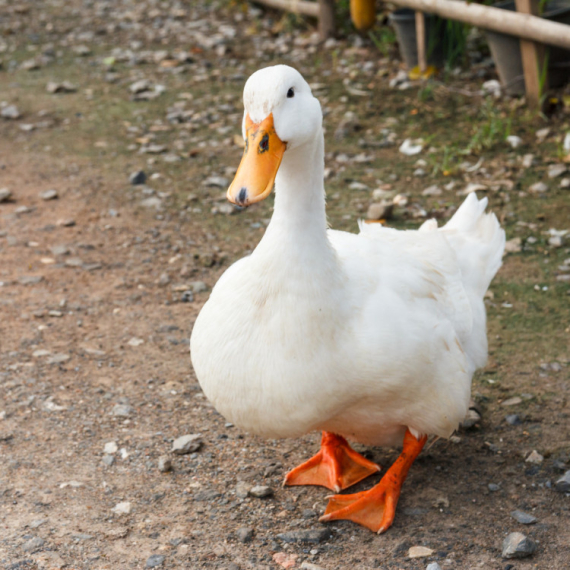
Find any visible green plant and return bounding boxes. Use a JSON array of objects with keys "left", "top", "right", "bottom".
[
  {"left": 369, "top": 27, "right": 396, "bottom": 57},
  {"left": 466, "top": 100, "right": 512, "bottom": 153}
]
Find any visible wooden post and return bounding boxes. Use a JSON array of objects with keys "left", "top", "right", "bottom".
[
  {"left": 318, "top": 0, "right": 336, "bottom": 39},
  {"left": 515, "top": 0, "right": 546, "bottom": 106},
  {"left": 415, "top": 11, "right": 427, "bottom": 72}
]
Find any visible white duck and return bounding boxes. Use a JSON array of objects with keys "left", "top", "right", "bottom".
[{"left": 190, "top": 65, "right": 505, "bottom": 533}]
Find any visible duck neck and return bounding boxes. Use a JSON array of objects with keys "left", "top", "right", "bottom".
[{"left": 261, "top": 129, "right": 329, "bottom": 251}]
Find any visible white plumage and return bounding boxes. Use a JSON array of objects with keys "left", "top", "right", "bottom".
[{"left": 190, "top": 65, "right": 505, "bottom": 451}]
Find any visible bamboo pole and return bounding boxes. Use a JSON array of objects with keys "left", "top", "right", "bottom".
[
  {"left": 318, "top": 0, "right": 336, "bottom": 39},
  {"left": 515, "top": 0, "right": 545, "bottom": 106},
  {"left": 254, "top": 0, "right": 320, "bottom": 18},
  {"left": 391, "top": 0, "right": 570, "bottom": 50},
  {"left": 415, "top": 11, "right": 427, "bottom": 73}
]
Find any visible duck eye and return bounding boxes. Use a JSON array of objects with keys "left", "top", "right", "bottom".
[{"left": 287, "top": 87, "right": 294, "bottom": 98}]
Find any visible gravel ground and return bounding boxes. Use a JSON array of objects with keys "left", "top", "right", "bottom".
[{"left": 1, "top": 0, "right": 569, "bottom": 569}]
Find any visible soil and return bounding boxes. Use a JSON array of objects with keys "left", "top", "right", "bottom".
[{"left": 1, "top": 1, "right": 569, "bottom": 569}]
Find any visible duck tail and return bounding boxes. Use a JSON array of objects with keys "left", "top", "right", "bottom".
[{"left": 440, "top": 193, "right": 506, "bottom": 298}]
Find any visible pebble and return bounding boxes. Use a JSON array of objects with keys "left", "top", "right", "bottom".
[
  {"left": 180, "top": 290, "right": 194, "bottom": 303},
  {"left": 502, "top": 396, "right": 522, "bottom": 406},
  {"left": 235, "top": 481, "right": 251, "bottom": 498},
  {"left": 21, "top": 536, "right": 45, "bottom": 552},
  {"left": 422, "top": 185, "right": 442, "bottom": 196},
  {"left": 367, "top": 201, "right": 393, "bottom": 220},
  {"left": 529, "top": 181, "right": 548, "bottom": 193},
  {"left": 46, "top": 81, "right": 77, "bottom": 94},
  {"left": 408, "top": 546, "right": 434, "bottom": 558},
  {"left": 488, "top": 483, "right": 500, "bottom": 492},
  {"left": 511, "top": 510, "right": 537, "bottom": 524},
  {"left": 46, "top": 353, "right": 70, "bottom": 364},
  {"left": 112, "top": 404, "right": 133, "bottom": 417},
  {"left": 399, "top": 138, "right": 423, "bottom": 156},
  {"left": 50, "top": 245, "right": 70, "bottom": 256},
  {"left": 506, "top": 135, "right": 522, "bottom": 149},
  {"left": 39, "top": 189, "right": 58, "bottom": 200},
  {"left": 189, "top": 281, "right": 208, "bottom": 293},
  {"left": 172, "top": 433, "right": 202, "bottom": 454},
  {"left": 555, "top": 470, "right": 570, "bottom": 493},
  {"left": 426, "top": 564, "right": 442, "bottom": 570},
  {"left": 146, "top": 554, "right": 165, "bottom": 568},
  {"left": 104, "top": 441, "right": 118, "bottom": 454},
  {"left": 0, "top": 188, "right": 12, "bottom": 202},
  {"left": 461, "top": 408, "right": 481, "bottom": 429},
  {"left": 158, "top": 455, "right": 172, "bottom": 473},
  {"left": 525, "top": 450, "right": 544, "bottom": 464},
  {"left": 236, "top": 526, "right": 254, "bottom": 543},
  {"left": 1, "top": 105, "right": 20, "bottom": 119},
  {"left": 203, "top": 175, "right": 229, "bottom": 188},
  {"left": 140, "top": 197, "right": 162, "bottom": 209},
  {"left": 129, "top": 170, "right": 147, "bottom": 185},
  {"left": 506, "top": 414, "right": 522, "bottom": 425},
  {"left": 276, "top": 529, "right": 331, "bottom": 544},
  {"left": 502, "top": 532, "right": 536, "bottom": 558},
  {"left": 19, "top": 275, "right": 44, "bottom": 285},
  {"left": 111, "top": 501, "right": 132, "bottom": 515},
  {"left": 547, "top": 164, "right": 566, "bottom": 178},
  {"left": 249, "top": 485, "right": 273, "bottom": 498},
  {"left": 102, "top": 454, "right": 115, "bottom": 466}
]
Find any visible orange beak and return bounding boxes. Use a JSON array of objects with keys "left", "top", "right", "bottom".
[{"left": 227, "top": 114, "right": 287, "bottom": 207}]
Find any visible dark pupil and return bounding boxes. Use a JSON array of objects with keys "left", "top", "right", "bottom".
[
  {"left": 259, "top": 134, "right": 269, "bottom": 152},
  {"left": 287, "top": 88, "right": 294, "bottom": 98}
]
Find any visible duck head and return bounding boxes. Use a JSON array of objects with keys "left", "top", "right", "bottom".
[{"left": 227, "top": 65, "right": 322, "bottom": 207}]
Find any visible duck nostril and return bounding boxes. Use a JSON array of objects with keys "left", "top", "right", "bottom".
[
  {"left": 258, "top": 134, "right": 269, "bottom": 153},
  {"left": 238, "top": 187, "right": 247, "bottom": 205}
]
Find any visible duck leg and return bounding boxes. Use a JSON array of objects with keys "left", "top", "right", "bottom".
[
  {"left": 319, "top": 429, "right": 427, "bottom": 533},
  {"left": 284, "top": 431, "right": 381, "bottom": 493}
]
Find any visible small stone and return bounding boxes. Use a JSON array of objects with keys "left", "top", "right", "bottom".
[
  {"left": 112, "top": 404, "right": 133, "bottom": 417},
  {"left": 555, "top": 470, "right": 570, "bottom": 493},
  {"left": 504, "top": 237, "right": 522, "bottom": 254},
  {"left": 158, "top": 455, "right": 172, "bottom": 473},
  {"left": 506, "top": 414, "right": 522, "bottom": 425},
  {"left": 129, "top": 170, "right": 147, "bottom": 185},
  {"left": 506, "top": 135, "right": 522, "bottom": 149},
  {"left": 112, "top": 501, "right": 132, "bottom": 515},
  {"left": 422, "top": 185, "right": 442, "bottom": 196},
  {"left": 276, "top": 529, "right": 331, "bottom": 544},
  {"left": 19, "top": 275, "right": 44, "bottom": 285},
  {"left": 502, "top": 396, "right": 522, "bottom": 406},
  {"left": 249, "top": 485, "right": 273, "bottom": 498},
  {"left": 488, "top": 483, "right": 500, "bottom": 492},
  {"left": 172, "top": 434, "right": 202, "bottom": 454},
  {"left": 50, "top": 244, "right": 69, "bottom": 256},
  {"left": 511, "top": 510, "right": 537, "bottom": 524},
  {"left": 525, "top": 450, "right": 544, "bottom": 464},
  {"left": 560, "top": 177, "right": 570, "bottom": 188},
  {"left": 548, "top": 164, "right": 566, "bottom": 178},
  {"left": 39, "top": 189, "right": 58, "bottom": 201},
  {"left": 216, "top": 203, "right": 235, "bottom": 215},
  {"left": 102, "top": 454, "right": 115, "bottom": 466},
  {"left": 22, "top": 536, "right": 45, "bottom": 552},
  {"left": 189, "top": 281, "right": 208, "bottom": 293},
  {"left": 529, "top": 181, "right": 548, "bottom": 193},
  {"left": 140, "top": 197, "right": 162, "bottom": 209},
  {"left": 127, "top": 337, "right": 144, "bottom": 347},
  {"left": 426, "top": 564, "right": 443, "bottom": 570},
  {"left": 57, "top": 218, "right": 76, "bottom": 227},
  {"left": 104, "top": 441, "right": 118, "bottom": 454},
  {"left": 399, "top": 138, "right": 423, "bottom": 156},
  {"left": 130, "top": 79, "right": 153, "bottom": 94},
  {"left": 46, "top": 353, "right": 70, "bottom": 364},
  {"left": 367, "top": 201, "right": 393, "bottom": 220},
  {"left": 203, "top": 175, "right": 229, "bottom": 188},
  {"left": 236, "top": 526, "right": 254, "bottom": 543},
  {"left": 536, "top": 127, "right": 550, "bottom": 142},
  {"left": 502, "top": 532, "right": 536, "bottom": 559},
  {"left": 235, "top": 481, "right": 251, "bottom": 498},
  {"left": 408, "top": 546, "right": 434, "bottom": 558},
  {"left": 461, "top": 408, "right": 481, "bottom": 429},
  {"left": 1, "top": 105, "right": 20, "bottom": 119},
  {"left": 180, "top": 291, "right": 194, "bottom": 303},
  {"left": 158, "top": 272, "right": 170, "bottom": 286},
  {"left": 146, "top": 554, "right": 165, "bottom": 568},
  {"left": 0, "top": 188, "right": 12, "bottom": 202}
]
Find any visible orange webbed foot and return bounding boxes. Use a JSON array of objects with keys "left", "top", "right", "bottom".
[
  {"left": 319, "top": 429, "right": 428, "bottom": 533},
  {"left": 284, "top": 432, "right": 381, "bottom": 492}
]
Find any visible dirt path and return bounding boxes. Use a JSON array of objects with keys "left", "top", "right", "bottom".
[{"left": 0, "top": 144, "right": 568, "bottom": 570}]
